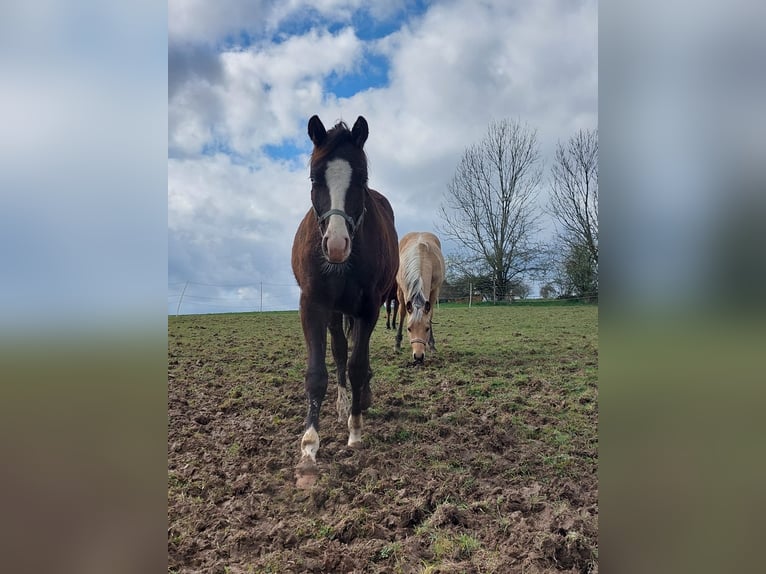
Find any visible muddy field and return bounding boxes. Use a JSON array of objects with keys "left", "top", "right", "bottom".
[{"left": 168, "top": 304, "right": 598, "bottom": 573}]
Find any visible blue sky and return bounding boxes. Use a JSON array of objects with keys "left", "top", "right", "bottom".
[{"left": 168, "top": 0, "right": 598, "bottom": 314}]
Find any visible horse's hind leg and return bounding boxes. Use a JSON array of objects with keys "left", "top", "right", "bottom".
[
  {"left": 347, "top": 315, "right": 375, "bottom": 447},
  {"left": 329, "top": 312, "right": 350, "bottom": 423}
]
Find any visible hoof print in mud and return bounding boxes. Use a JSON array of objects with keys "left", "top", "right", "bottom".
[
  {"left": 295, "top": 470, "right": 318, "bottom": 489},
  {"left": 295, "top": 459, "right": 319, "bottom": 489}
]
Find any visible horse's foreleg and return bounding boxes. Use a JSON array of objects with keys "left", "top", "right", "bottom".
[
  {"left": 395, "top": 288, "right": 405, "bottom": 351},
  {"left": 428, "top": 292, "right": 437, "bottom": 351},
  {"left": 296, "top": 303, "right": 329, "bottom": 488},
  {"left": 428, "top": 322, "right": 436, "bottom": 351},
  {"left": 392, "top": 299, "right": 398, "bottom": 329},
  {"left": 347, "top": 316, "right": 375, "bottom": 448},
  {"left": 329, "top": 313, "right": 349, "bottom": 423}
]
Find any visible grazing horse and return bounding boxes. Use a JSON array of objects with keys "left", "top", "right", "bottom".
[
  {"left": 395, "top": 232, "right": 445, "bottom": 364},
  {"left": 384, "top": 284, "right": 399, "bottom": 330},
  {"left": 291, "top": 115, "right": 399, "bottom": 488}
]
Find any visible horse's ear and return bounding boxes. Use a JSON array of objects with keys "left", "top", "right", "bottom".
[
  {"left": 406, "top": 301, "right": 413, "bottom": 314},
  {"left": 425, "top": 301, "right": 431, "bottom": 313},
  {"left": 351, "top": 116, "right": 368, "bottom": 148},
  {"left": 308, "top": 115, "right": 327, "bottom": 146}
]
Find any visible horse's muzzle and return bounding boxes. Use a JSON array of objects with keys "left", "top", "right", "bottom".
[{"left": 322, "top": 234, "right": 350, "bottom": 263}]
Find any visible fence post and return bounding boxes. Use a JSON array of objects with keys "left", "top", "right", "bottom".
[
  {"left": 469, "top": 282, "right": 472, "bottom": 308},
  {"left": 260, "top": 281, "right": 263, "bottom": 312}
]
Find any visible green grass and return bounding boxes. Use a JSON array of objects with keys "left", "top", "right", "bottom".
[{"left": 168, "top": 304, "right": 598, "bottom": 572}]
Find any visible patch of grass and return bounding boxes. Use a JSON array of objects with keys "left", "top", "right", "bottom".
[
  {"left": 377, "top": 541, "right": 403, "bottom": 561},
  {"left": 168, "top": 473, "right": 186, "bottom": 489},
  {"left": 392, "top": 427, "right": 415, "bottom": 443},
  {"left": 466, "top": 383, "right": 492, "bottom": 399},
  {"left": 316, "top": 522, "right": 334, "bottom": 539},
  {"left": 428, "top": 531, "right": 481, "bottom": 561},
  {"left": 457, "top": 533, "right": 481, "bottom": 556},
  {"left": 294, "top": 518, "right": 335, "bottom": 540},
  {"left": 542, "top": 453, "right": 574, "bottom": 475},
  {"left": 431, "top": 532, "right": 457, "bottom": 560},
  {"left": 226, "top": 441, "right": 241, "bottom": 457}
]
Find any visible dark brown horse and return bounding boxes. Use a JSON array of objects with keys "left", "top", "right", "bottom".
[
  {"left": 384, "top": 283, "right": 399, "bottom": 330},
  {"left": 291, "top": 115, "right": 399, "bottom": 488}
]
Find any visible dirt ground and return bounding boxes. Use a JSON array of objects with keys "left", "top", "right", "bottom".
[{"left": 168, "top": 307, "right": 598, "bottom": 573}]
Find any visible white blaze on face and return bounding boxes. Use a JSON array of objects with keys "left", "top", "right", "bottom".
[{"left": 324, "top": 159, "right": 352, "bottom": 262}]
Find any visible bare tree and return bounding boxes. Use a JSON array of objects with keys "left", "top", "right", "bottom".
[
  {"left": 437, "top": 118, "right": 544, "bottom": 300},
  {"left": 549, "top": 129, "right": 599, "bottom": 291}
]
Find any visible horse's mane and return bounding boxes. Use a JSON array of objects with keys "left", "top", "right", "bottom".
[
  {"left": 310, "top": 121, "right": 368, "bottom": 169},
  {"left": 401, "top": 241, "right": 428, "bottom": 324}
]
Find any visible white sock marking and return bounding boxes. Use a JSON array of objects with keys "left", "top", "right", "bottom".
[
  {"left": 347, "top": 414, "right": 363, "bottom": 446},
  {"left": 301, "top": 425, "right": 320, "bottom": 462}
]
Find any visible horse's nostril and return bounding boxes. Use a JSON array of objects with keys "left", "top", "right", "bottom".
[{"left": 322, "top": 236, "right": 329, "bottom": 254}]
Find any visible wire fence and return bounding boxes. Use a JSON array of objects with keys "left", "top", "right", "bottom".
[
  {"left": 168, "top": 279, "right": 597, "bottom": 316},
  {"left": 168, "top": 280, "right": 301, "bottom": 315}
]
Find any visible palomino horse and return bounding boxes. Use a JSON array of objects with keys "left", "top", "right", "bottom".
[
  {"left": 383, "top": 283, "right": 399, "bottom": 330},
  {"left": 291, "top": 115, "right": 399, "bottom": 488},
  {"left": 395, "top": 232, "right": 445, "bottom": 364}
]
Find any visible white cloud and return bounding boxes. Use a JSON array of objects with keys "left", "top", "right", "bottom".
[
  {"left": 168, "top": 0, "right": 597, "bottom": 312},
  {"left": 326, "top": 0, "right": 597, "bottom": 229},
  {"left": 169, "top": 27, "right": 364, "bottom": 157},
  {"left": 168, "top": 0, "right": 402, "bottom": 45},
  {"left": 168, "top": 152, "right": 311, "bottom": 304},
  {"left": 168, "top": 0, "right": 273, "bottom": 45}
]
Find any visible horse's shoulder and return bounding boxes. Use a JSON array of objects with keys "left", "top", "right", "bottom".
[{"left": 366, "top": 188, "right": 395, "bottom": 223}]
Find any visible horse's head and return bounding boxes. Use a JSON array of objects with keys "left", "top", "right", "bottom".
[
  {"left": 405, "top": 292, "right": 432, "bottom": 364},
  {"left": 307, "top": 115, "right": 369, "bottom": 265}
]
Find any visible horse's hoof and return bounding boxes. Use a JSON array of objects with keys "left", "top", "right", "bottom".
[
  {"left": 295, "top": 457, "right": 319, "bottom": 489},
  {"left": 348, "top": 440, "right": 363, "bottom": 450}
]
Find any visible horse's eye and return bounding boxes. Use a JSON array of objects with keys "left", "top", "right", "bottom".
[
  {"left": 426, "top": 326, "right": 430, "bottom": 332},
  {"left": 407, "top": 327, "right": 411, "bottom": 332}
]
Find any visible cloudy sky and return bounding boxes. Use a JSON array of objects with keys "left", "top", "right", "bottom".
[{"left": 168, "top": 0, "right": 598, "bottom": 314}]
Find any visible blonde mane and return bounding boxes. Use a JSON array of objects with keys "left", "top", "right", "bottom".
[{"left": 401, "top": 241, "right": 429, "bottom": 325}]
